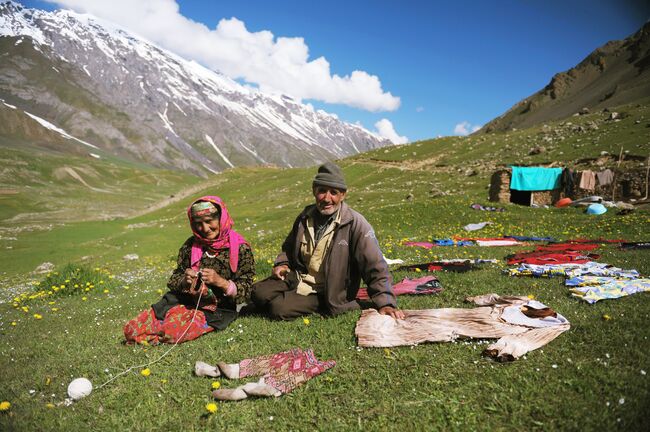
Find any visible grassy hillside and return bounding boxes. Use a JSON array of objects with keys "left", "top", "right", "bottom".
[{"left": 0, "top": 102, "right": 649, "bottom": 431}]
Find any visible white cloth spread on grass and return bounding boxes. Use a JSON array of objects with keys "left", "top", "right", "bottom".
[{"left": 355, "top": 294, "right": 570, "bottom": 361}]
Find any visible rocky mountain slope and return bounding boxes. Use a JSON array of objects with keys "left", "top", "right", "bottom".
[
  {"left": 0, "top": 1, "right": 391, "bottom": 176},
  {"left": 480, "top": 22, "right": 650, "bottom": 133}
]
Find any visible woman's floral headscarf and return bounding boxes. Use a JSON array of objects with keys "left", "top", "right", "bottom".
[{"left": 187, "top": 196, "right": 248, "bottom": 273}]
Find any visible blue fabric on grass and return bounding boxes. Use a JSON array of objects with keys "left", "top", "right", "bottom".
[{"left": 510, "top": 167, "right": 562, "bottom": 191}]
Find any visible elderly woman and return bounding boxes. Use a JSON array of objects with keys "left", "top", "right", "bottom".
[{"left": 124, "top": 196, "right": 255, "bottom": 345}]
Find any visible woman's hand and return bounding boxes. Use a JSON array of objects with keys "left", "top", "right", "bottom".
[
  {"left": 201, "top": 268, "right": 229, "bottom": 291},
  {"left": 183, "top": 268, "right": 198, "bottom": 288},
  {"left": 378, "top": 306, "right": 405, "bottom": 320},
  {"left": 183, "top": 268, "right": 208, "bottom": 296},
  {"left": 272, "top": 264, "right": 290, "bottom": 280}
]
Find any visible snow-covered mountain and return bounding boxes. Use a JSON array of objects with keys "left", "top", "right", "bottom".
[{"left": 0, "top": 1, "right": 391, "bottom": 175}]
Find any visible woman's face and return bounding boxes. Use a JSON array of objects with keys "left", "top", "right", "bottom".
[{"left": 193, "top": 214, "right": 221, "bottom": 239}]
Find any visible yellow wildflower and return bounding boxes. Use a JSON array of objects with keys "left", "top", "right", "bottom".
[
  {"left": 0, "top": 401, "right": 10, "bottom": 411},
  {"left": 303, "top": 317, "right": 310, "bottom": 325},
  {"left": 211, "top": 381, "right": 221, "bottom": 389},
  {"left": 603, "top": 314, "right": 611, "bottom": 321},
  {"left": 11, "top": 322, "right": 16, "bottom": 326},
  {"left": 103, "top": 289, "right": 109, "bottom": 294},
  {"left": 33, "top": 314, "right": 43, "bottom": 320},
  {"left": 46, "top": 403, "right": 55, "bottom": 409},
  {"left": 140, "top": 368, "right": 151, "bottom": 377},
  {"left": 82, "top": 297, "right": 87, "bottom": 301},
  {"left": 205, "top": 403, "right": 218, "bottom": 414},
  {"left": 527, "top": 294, "right": 535, "bottom": 300}
]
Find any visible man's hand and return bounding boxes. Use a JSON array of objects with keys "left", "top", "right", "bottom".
[
  {"left": 272, "top": 264, "right": 290, "bottom": 280},
  {"left": 378, "top": 306, "right": 405, "bottom": 320}
]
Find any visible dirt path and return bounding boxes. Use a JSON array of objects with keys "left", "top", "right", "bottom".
[
  {"left": 352, "top": 154, "right": 445, "bottom": 171},
  {"left": 125, "top": 177, "right": 225, "bottom": 219}
]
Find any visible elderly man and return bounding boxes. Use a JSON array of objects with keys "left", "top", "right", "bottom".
[{"left": 251, "top": 162, "right": 404, "bottom": 320}]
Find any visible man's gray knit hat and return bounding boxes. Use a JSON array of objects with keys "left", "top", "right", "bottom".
[{"left": 312, "top": 162, "right": 347, "bottom": 191}]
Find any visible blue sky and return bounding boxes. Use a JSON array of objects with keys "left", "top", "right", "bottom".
[{"left": 22, "top": 0, "right": 650, "bottom": 142}]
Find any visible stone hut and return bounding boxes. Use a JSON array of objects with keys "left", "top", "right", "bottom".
[
  {"left": 488, "top": 169, "right": 560, "bottom": 206},
  {"left": 489, "top": 166, "right": 649, "bottom": 205}
]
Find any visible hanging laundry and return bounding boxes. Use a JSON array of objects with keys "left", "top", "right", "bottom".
[
  {"left": 596, "top": 169, "right": 614, "bottom": 186},
  {"left": 357, "top": 276, "right": 442, "bottom": 300},
  {"left": 561, "top": 167, "right": 575, "bottom": 197},
  {"left": 355, "top": 294, "right": 570, "bottom": 362},
  {"left": 464, "top": 222, "right": 491, "bottom": 231},
  {"left": 579, "top": 170, "right": 596, "bottom": 191},
  {"left": 510, "top": 166, "right": 563, "bottom": 191}
]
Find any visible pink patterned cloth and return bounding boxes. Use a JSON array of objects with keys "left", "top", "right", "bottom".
[
  {"left": 357, "top": 276, "right": 442, "bottom": 300},
  {"left": 238, "top": 348, "right": 336, "bottom": 394},
  {"left": 403, "top": 241, "right": 434, "bottom": 249},
  {"left": 187, "top": 196, "right": 248, "bottom": 273}
]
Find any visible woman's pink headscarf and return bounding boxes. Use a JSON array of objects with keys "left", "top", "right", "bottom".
[{"left": 187, "top": 196, "right": 248, "bottom": 273}]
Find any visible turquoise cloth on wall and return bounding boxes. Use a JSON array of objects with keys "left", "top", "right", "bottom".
[{"left": 510, "top": 166, "right": 562, "bottom": 191}]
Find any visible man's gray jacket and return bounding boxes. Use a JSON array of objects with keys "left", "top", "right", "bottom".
[{"left": 274, "top": 202, "right": 396, "bottom": 315}]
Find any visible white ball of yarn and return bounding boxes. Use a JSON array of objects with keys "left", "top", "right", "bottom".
[{"left": 67, "top": 378, "right": 93, "bottom": 400}]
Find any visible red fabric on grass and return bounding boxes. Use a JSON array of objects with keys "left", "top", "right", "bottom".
[{"left": 123, "top": 305, "right": 214, "bottom": 345}]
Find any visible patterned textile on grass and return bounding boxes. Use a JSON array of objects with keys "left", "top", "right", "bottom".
[
  {"left": 504, "top": 262, "right": 640, "bottom": 279},
  {"left": 567, "top": 278, "right": 650, "bottom": 303},
  {"left": 123, "top": 305, "right": 214, "bottom": 345},
  {"left": 238, "top": 348, "right": 335, "bottom": 394},
  {"left": 356, "top": 276, "right": 442, "bottom": 300},
  {"left": 507, "top": 249, "right": 599, "bottom": 265},
  {"left": 355, "top": 294, "right": 570, "bottom": 362}
]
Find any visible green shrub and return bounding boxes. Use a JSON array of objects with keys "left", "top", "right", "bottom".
[{"left": 13, "top": 264, "right": 122, "bottom": 307}]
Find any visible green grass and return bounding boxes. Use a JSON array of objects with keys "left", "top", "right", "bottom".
[{"left": 1, "top": 102, "right": 650, "bottom": 430}]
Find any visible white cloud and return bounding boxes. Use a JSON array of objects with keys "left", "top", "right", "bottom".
[
  {"left": 374, "top": 119, "right": 408, "bottom": 144},
  {"left": 453, "top": 121, "right": 481, "bottom": 136},
  {"left": 47, "top": 0, "right": 400, "bottom": 112},
  {"left": 415, "top": 106, "right": 424, "bottom": 112}
]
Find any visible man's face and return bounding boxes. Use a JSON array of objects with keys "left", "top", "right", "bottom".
[{"left": 313, "top": 186, "right": 346, "bottom": 215}]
